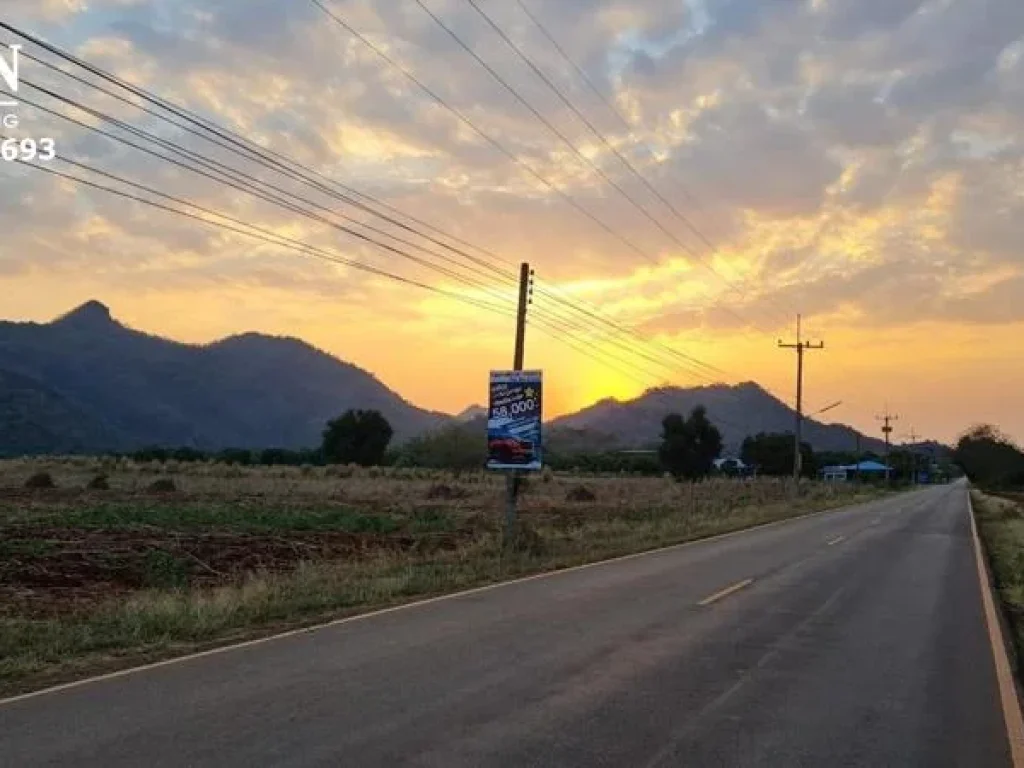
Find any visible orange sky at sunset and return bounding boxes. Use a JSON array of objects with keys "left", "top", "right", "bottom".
[{"left": 2, "top": 0, "right": 1023, "bottom": 445}]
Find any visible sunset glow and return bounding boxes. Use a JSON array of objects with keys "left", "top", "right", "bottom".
[{"left": 2, "top": 0, "right": 1023, "bottom": 443}]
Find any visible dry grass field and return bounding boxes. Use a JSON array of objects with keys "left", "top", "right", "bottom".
[{"left": 0, "top": 456, "right": 885, "bottom": 695}]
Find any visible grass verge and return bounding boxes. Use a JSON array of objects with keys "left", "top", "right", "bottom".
[
  {"left": 971, "top": 490, "right": 1024, "bottom": 679},
  {"left": 1, "top": 484, "right": 887, "bottom": 697}
]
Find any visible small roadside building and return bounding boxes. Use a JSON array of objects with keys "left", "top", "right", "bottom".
[{"left": 820, "top": 460, "right": 891, "bottom": 482}]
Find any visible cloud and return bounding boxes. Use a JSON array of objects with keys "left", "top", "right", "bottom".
[{"left": 1, "top": 0, "right": 1024, "bottom": 438}]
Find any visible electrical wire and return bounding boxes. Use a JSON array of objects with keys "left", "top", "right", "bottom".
[
  {"left": 412, "top": 0, "right": 775, "bottom": 335},
  {"left": 5, "top": 26, "right": 731, "bottom": 384},
  {"left": 9, "top": 155, "right": 514, "bottom": 317},
  {"left": 2, "top": 24, "right": 798, "bottom": 417},
  {"left": 464, "top": 0, "right": 792, "bottom": 330}
]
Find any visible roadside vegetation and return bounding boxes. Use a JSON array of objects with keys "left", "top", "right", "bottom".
[
  {"left": 962, "top": 425, "right": 1024, "bottom": 678},
  {"left": 971, "top": 491, "right": 1024, "bottom": 672},
  {"left": 0, "top": 457, "right": 885, "bottom": 695}
]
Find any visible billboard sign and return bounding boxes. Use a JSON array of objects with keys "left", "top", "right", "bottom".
[{"left": 487, "top": 370, "right": 542, "bottom": 471}]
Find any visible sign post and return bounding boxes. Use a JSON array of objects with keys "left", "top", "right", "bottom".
[{"left": 490, "top": 262, "right": 536, "bottom": 545}]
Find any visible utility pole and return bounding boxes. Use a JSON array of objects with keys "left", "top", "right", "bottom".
[
  {"left": 877, "top": 409, "right": 898, "bottom": 485},
  {"left": 905, "top": 427, "right": 921, "bottom": 486},
  {"left": 505, "top": 262, "right": 533, "bottom": 543},
  {"left": 778, "top": 315, "right": 824, "bottom": 484}
]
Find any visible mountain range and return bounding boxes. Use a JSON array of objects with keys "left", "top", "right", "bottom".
[
  {"left": 0, "top": 301, "right": 447, "bottom": 455},
  {"left": 550, "top": 384, "right": 888, "bottom": 454},
  {"left": 0, "top": 302, "right": 888, "bottom": 456}
]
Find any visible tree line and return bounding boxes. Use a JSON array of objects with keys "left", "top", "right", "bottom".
[{"left": 109, "top": 405, "right": 960, "bottom": 486}]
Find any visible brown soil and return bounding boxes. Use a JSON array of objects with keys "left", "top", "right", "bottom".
[{"left": 0, "top": 525, "right": 475, "bottom": 617}]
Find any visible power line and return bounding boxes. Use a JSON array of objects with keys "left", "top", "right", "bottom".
[
  {"left": 413, "top": 0, "right": 779, "bottom": 335},
  {"left": 464, "top": 0, "right": 791, "bottom": 330},
  {"left": 15, "top": 48, "right": 519, "bottom": 287},
  {"left": 14, "top": 83, "right": 516, "bottom": 302},
  {"left": 302, "top": 0, "right": 788, "bottom": 388},
  {"left": 302, "top": 2, "right": 654, "bottom": 266},
  {"left": 12, "top": 74, "right": 725, "bottom": 387},
  {"left": 4, "top": 24, "right": 773, "bottom": 402},
  {"left": 19, "top": 147, "right": 714, "bottom": 395},
  {"left": 306, "top": 2, "right": 775, "bottom": 339},
  {"left": 7, "top": 91, "right": 723, "bottom": 389},
  {"left": 23, "top": 85, "right": 721, "bottom": 383},
  {"left": 11, "top": 155, "right": 514, "bottom": 317},
  {"left": 511, "top": 0, "right": 731, "bottom": 248},
  {"left": 5, "top": 21, "right": 736, "bottom": 385}
]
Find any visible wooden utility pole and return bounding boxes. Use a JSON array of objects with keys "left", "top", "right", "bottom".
[
  {"left": 778, "top": 315, "right": 824, "bottom": 484},
  {"left": 877, "top": 409, "right": 898, "bottom": 485},
  {"left": 504, "top": 262, "right": 533, "bottom": 543}
]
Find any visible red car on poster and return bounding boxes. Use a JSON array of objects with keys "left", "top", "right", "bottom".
[{"left": 488, "top": 436, "right": 535, "bottom": 465}]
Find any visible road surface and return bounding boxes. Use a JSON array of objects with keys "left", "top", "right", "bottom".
[{"left": 0, "top": 482, "right": 1015, "bottom": 766}]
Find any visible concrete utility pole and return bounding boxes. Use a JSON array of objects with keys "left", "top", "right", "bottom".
[
  {"left": 505, "top": 262, "right": 533, "bottom": 543},
  {"left": 778, "top": 315, "right": 824, "bottom": 484},
  {"left": 877, "top": 409, "right": 899, "bottom": 485}
]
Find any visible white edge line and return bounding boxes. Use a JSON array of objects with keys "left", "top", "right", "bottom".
[
  {"left": 697, "top": 578, "right": 755, "bottom": 607},
  {"left": 0, "top": 492, "right": 888, "bottom": 707},
  {"left": 968, "top": 489, "right": 1024, "bottom": 767}
]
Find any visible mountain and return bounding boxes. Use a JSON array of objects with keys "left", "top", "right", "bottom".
[
  {"left": 0, "top": 301, "right": 448, "bottom": 455},
  {"left": 550, "top": 382, "right": 887, "bottom": 454},
  {"left": 455, "top": 405, "right": 487, "bottom": 422},
  {"left": 0, "top": 303, "right": 891, "bottom": 458}
]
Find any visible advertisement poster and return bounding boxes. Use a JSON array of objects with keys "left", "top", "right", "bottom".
[{"left": 487, "top": 370, "right": 543, "bottom": 471}]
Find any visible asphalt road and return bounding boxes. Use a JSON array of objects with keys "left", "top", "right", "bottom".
[{"left": 0, "top": 482, "right": 1013, "bottom": 767}]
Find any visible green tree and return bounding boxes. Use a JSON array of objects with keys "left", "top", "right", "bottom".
[
  {"left": 954, "top": 424, "right": 1024, "bottom": 488},
  {"left": 659, "top": 405, "right": 723, "bottom": 480},
  {"left": 322, "top": 409, "right": 394, "bottom": 467},
  {"left": 741, "top": 432, "right": 814, "bottom": 477}
]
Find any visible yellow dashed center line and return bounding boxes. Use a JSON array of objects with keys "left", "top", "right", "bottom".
[{"left": 698, "top": 578, "right": 755, "bottom": 607}]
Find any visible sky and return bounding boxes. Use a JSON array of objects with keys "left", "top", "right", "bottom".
[{"left": 1, "top": 0, "right": 1023, "bottom": 444}]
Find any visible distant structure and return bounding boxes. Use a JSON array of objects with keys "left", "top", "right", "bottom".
[
  {"left": 713, "top": 457, "right": 754, "bottom": 476},
  {"left": 820, "top": 460, "right": 891, "bottom": 482}
]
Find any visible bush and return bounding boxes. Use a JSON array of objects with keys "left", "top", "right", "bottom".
[
  {"left": 566, "top": 485, "right": 597, "bottom": 502},
  {"left": 146, "top": 478, "right": 178, "bottom": 494},
  {"left": 24, "top": 471, "right": 55, "bottom": 490},
  {"left": 86, "top": 474, "right": 110, "bottom": 491}
]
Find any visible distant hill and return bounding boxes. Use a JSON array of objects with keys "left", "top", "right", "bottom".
[
  {"left": 550, "top": 382, "right": 888, "bottom": 453},
  {"left": 0, "top": 301, "right": 448, "bottom": 455},
  {"left": 0, "top": 302, "right": 893, "bottom": 459},
  {"left": 455, "top": 405, "right": 487, "bottom": 423}
]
